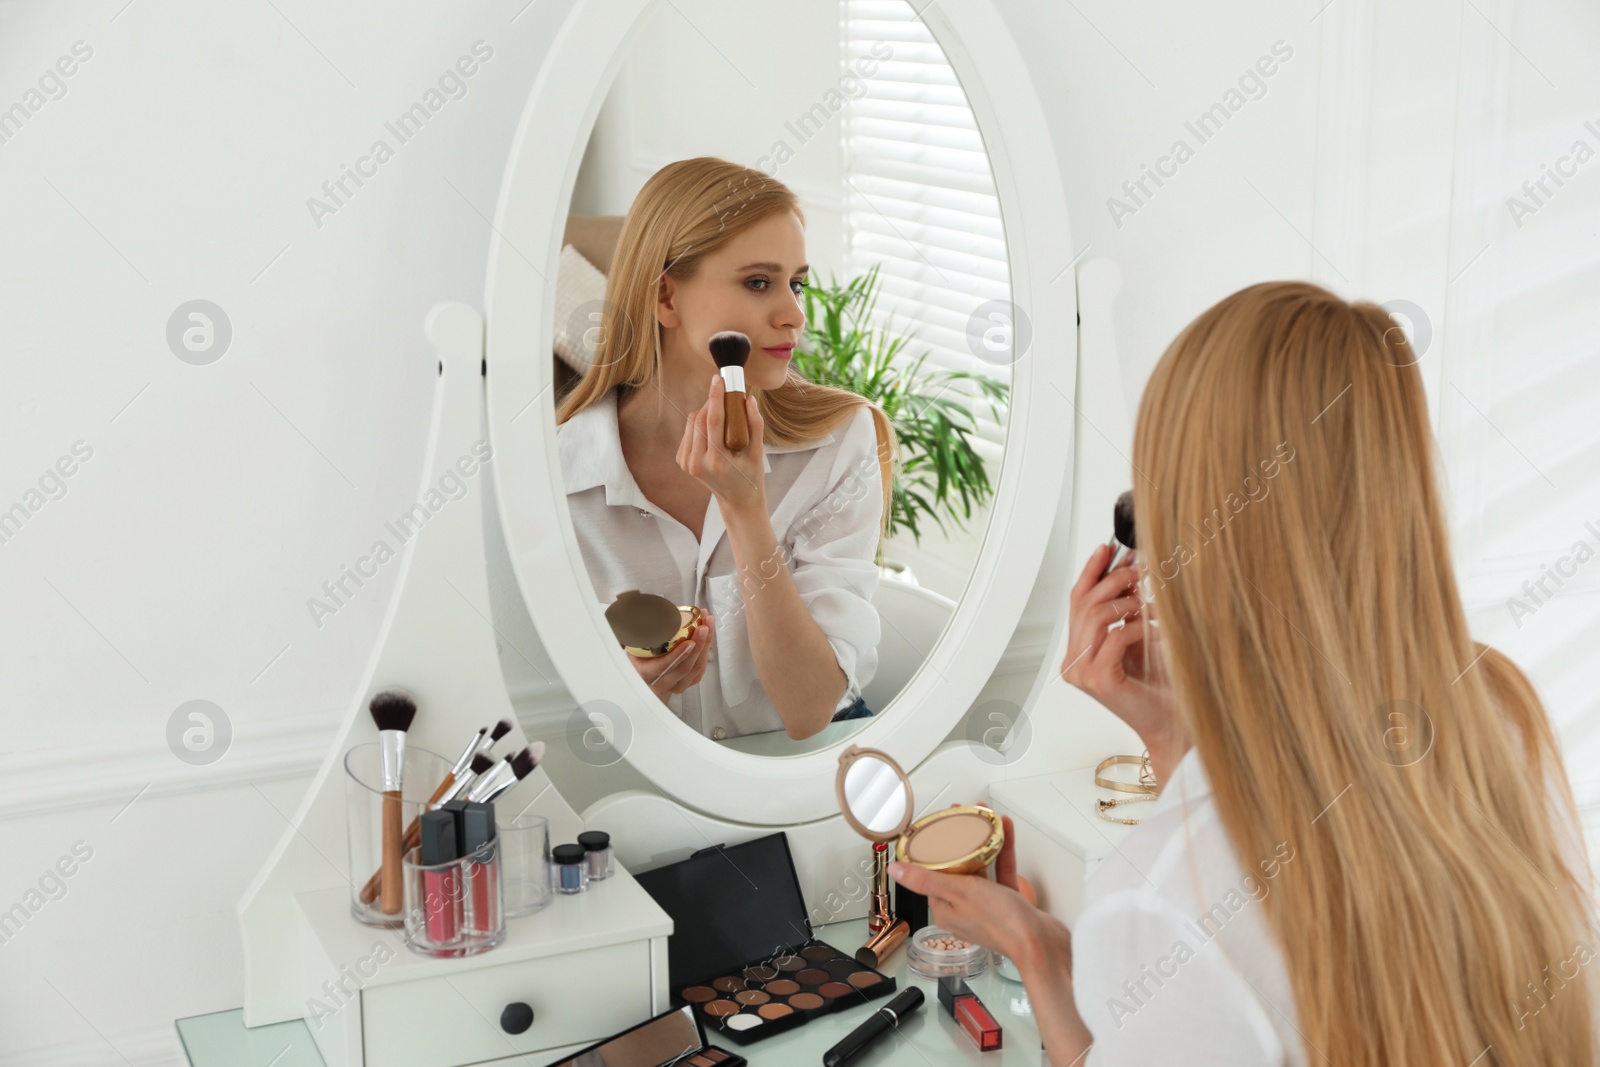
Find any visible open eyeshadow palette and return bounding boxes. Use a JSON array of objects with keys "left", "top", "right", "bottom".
[
  {"left": 538, "top": 1003, "right": 745, "bottom": 1067},
  {"left": 635, "top": 832, "right": 898, "bottom": 1044}
]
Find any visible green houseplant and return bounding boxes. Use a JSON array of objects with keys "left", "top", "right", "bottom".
[{"left": 792, "top": 263, "right": 1009, "bottom": 565}]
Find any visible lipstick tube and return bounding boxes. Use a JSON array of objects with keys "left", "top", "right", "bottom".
[{"left": 868, "top": 841, "right": 892, "bottom": 934}]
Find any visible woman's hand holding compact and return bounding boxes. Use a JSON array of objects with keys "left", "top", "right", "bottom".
[
  {"left": 677, "top": 375, "right": 767, "bottom": 519},
  {"left": 890, "top": 814, "right": 1094, "bottom": 1061},
  {"left": 887, "top": 813, "right": 1052, "bottom": 968},
  {"left": 627, "top": 612, "right": 714, "bottom": 702}
]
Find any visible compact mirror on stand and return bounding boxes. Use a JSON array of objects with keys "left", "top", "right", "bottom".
[{"left": 835, "top": 746, "right": 1003, "bottom": 875}]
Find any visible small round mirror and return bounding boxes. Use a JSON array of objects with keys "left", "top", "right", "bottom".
[{"left": 836, "top": 746, "right": 912, "bottom": 842}]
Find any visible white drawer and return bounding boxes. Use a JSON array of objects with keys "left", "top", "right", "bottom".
[{"left": 362, "top": 939, "right": 651, "bottom": 1067}]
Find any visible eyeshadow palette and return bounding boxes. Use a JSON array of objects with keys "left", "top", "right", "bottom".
[
  {"left": 538, "top": 1003, "right": 745, "bottom": 1067},
  {"left": 634, "top": 832, "right": 897, "bottom": 1046},
  {"left": 676, "top": 938, "right": 897, "bottom": 1044}
]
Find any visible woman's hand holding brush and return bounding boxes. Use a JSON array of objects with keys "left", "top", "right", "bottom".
[
  {"left": 1060, "top": 545, "right": 1182, "bottom": 788},
  {"left": 680, "top": 375, "right": 766, "bottom": 518}
]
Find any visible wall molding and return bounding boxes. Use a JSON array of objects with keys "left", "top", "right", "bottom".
[
  {"left": 0, "top": 1022, "right": 183, "bottom": 1067},
  {"left": 0, "top": 711, "right": 338, "bottom": 822}
]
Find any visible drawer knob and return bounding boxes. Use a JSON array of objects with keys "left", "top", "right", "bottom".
[{"left": 501, "top": 1002, "right": 535, "bottom": 1035}]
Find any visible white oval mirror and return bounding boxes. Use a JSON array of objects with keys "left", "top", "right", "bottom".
[
  {"left": 485, "top": 0, "right": 1078, "bottom": 822},
  {"left": 547, "top": 0, "right": 1013, "bottom": 754}
]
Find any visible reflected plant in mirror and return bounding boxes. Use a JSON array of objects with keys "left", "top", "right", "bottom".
[{"left": 793, "top": 263, "right": 1009, "bottom": 552}]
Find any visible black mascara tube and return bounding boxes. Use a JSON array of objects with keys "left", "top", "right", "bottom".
[{"left": 822, "top": 987, "right": 924, "bottom": 1067}]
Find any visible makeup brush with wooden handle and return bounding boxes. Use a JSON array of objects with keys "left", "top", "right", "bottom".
[
  {"left": 709, "top": 331, "right": 751, "bottom": 452},
  {"left": 357, "top": 719, "right": 512, "bottom": 905},
  {"left": 368, "top": 688, "right": 418, "bottom": 916}
]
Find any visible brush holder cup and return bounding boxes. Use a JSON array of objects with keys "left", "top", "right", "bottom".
[
  {"left": 496, "top": 811, "right": 553, "bottom": 917},
  {"left": 343, "top": 742, "right": 455, "bottom": 928},
  {"left": 401, "top": 843, "right": 506, "bottom": 957}
]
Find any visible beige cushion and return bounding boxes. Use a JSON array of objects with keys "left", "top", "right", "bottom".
[
  {"left": 552, "top": 244, "right": 610, "bottom": 375},
  {"left": 561, "top": 214, "right": 625, "bottom": 275}
]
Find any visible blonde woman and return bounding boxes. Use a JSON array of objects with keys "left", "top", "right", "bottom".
[
  {"left": 557, "top": 158, "right": 896, "bottom": 742},
  {"left": 892, "top": 282, "right": 1599, "bottom": 1064}
]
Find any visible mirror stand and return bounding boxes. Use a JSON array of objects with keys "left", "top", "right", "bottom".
[{"left": 236, "top": 302, "right": 672, "bottom": 1067}]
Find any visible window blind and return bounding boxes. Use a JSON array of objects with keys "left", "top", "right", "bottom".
[{"left": 842, "top": 0, "right": 1011, "bottom": 462}]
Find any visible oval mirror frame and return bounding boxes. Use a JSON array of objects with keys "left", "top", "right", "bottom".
[{"left": 484, "top": 0, "right": 1079, "bottom": 824}]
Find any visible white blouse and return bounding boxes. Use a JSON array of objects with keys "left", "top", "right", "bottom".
[
  {"left": 557, "top": 386, "right": 884, "bottom": 740},
  {"left": 1071, "top": 728, "right": 1597, "bottom": 1065}
]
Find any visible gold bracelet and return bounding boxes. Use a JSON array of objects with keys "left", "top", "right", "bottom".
[
  {"left": 1095, "top": 752, "right": 1158, "bottom": 795},
  {"left": 1095, "top": 794, "right": 1158, "bottom": 825}
]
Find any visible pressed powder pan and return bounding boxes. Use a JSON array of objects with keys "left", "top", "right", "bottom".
[
  {"left": 606, "top": 589, "right": 703, "bottom": 658},
  {"left": 835, "top": 745, "right": 1004, "bottom": 875}
]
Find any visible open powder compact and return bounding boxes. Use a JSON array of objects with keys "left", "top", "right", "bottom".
[
  {"left": 605, "top": 589, "right": 703, "bottom": 658},
  {"left": 835, "top": 745, "right": 1004, "bottom": 874}
]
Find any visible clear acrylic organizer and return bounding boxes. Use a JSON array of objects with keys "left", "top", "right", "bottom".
[
  {"left": 497, "top": 812, "right": 552, "bottom": 917},
  {"left": 343, "top": 742, "right": 454, "bottom": 928},
  {"left": 402, "top": 841, "right": 505, "bottom": 957}
]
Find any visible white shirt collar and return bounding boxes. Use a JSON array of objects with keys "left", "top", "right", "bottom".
[
  {"left": 559, "top": 386, "right": 837, "bottom": 497},
  {"left": 1151, "top": 744, "right": 1213, "bottom": 815}
]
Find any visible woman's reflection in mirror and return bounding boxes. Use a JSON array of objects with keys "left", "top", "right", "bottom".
[{"left": 556, "top": 158, "right": 896, "bottom": 742}]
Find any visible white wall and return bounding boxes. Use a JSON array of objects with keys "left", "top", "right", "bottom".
[{"left": 1, "top": 0, "right": 1596, "bottom": 1063}]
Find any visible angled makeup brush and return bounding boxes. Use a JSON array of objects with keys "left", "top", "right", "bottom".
[
  {"left": 709, "top": 331, "right": 751, "bottom": 452},
  {"left": 481, "top": 717, "right": 514, "bottom": 753},
  {"left": 368, "top": 688, "right": 417, "bottom": 915},
  {"left": 1104, "top": 489, "right": 1136, "bottom": 577},
  {"left": 359, "top": 725, "right": 486, "bottom": 906},
  {"left": 466, "top": 742, "right": 545, "bottom": 804}
]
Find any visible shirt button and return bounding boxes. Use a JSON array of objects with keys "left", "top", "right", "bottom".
[
  {"left": 637, "top": 509, "right": 651, "bottom": 518},
  {"left": 711, "top": 726, "right": 727, "bottom": 741}
]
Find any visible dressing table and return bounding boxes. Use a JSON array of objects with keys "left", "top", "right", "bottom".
[{"left": 231, "top": 0, "right": 1140, "bottom": 1063}]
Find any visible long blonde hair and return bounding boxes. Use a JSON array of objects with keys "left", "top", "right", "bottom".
[
  {"left": 556, "top": 157, "right": 896, "bottom": 548},
  {"left": 1133, "top": 280, "right": 1597, "bottom": 1064}
]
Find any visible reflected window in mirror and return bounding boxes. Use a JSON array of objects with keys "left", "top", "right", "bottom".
[{"left": 840, "top": 0, "right": 1012, "bottom": 599}]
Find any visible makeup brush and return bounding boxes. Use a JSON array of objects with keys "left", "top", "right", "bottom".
[
  {"left": 466, "top": 743, "right": 545, "bottom": 804},
  {"left": 709, "top": 331, "right": 751, "bottom": 452},
  {"left": 390, "top": 752, "right": 497, "bottom": 885},
  {"left": 358, "top": 725, "right": 487, "bottom": 906},
  {"left": 368, "top": 688, "right": 417, "bottom": 915},
  {"left": 1104, "top": 489, "right": 1136, "bottom": 577},
  {"left": 481, "top": 717, "right": 514, "bottom": 753}
]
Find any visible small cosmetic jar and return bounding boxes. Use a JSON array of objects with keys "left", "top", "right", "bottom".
[
  {"left": 577, "top": 830, "right": 613, "bottom": 880},
  {"left": 906, "top": 925, "right": 989, "bottom": 980},
  {"left": 551, "top": 844, "right": 589, "bottom": 894}
]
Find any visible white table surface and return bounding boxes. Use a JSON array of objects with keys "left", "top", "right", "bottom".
[
  {"left": 686, "top": 916, "right": 1045, "bottom": 1067},
  {"left": 177, "top": 916, "right": 1047, "bottom": 1067}
]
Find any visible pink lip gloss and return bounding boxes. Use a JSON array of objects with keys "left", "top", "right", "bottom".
[
  {"left": 459, "top": 801, "right": 499, "bottom": 935},
  {"left": 418, "top": 810, "right": 460, "bottom": 944}
]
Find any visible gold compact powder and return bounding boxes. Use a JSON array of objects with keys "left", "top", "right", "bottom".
[{"left": 905, "top": 812, "right": 994, "bottom": 863}]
